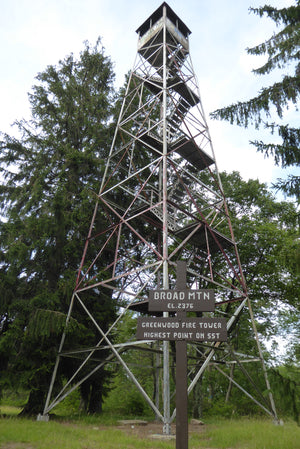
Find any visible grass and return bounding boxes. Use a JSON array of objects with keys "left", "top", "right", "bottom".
[
  {"left": 0, "top": 405, "right": 21, "bottom": 416},
  {"left": 0, "top": 415, "right": 299, "bottom": 449},
  {"left": 0, "top": 417, "right": 173, "bottom": 449},
  {"left": 189, "top": 417, "right": 300, "bottom": 449}
]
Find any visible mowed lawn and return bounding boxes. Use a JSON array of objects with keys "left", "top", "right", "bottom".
[{"left": 0, "top": 414, "right": 299, "bottom": 449}]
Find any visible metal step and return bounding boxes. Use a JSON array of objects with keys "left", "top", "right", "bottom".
[
  {"left": 137, "top": 131, "right": 214, "bottom": 171},
  {"left": 174, "top": 222, "right": 234, "bottom": 253}
]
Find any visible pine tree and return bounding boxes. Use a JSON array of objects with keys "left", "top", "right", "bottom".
[
  {"left": 211, "top": 2, "right": 300, "bottom": 199},
  {"left": 0, "top": 39, "right": 117, "bottom": 415}
]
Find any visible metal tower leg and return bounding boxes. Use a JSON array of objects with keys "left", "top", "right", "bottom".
[{"left": 162, "top": 4, "right": 170, "bottom": 434}]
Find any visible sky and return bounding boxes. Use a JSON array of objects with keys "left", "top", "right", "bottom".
[{"left": 0, "top": 0, "right": 298, "bottom": 189}]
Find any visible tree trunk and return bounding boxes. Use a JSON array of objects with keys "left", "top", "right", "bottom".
[
  {"left": 19, "top": 388, "right": 46, "bottom": 416},
  {"left": 88, "top": 382, "right": 103, "bottom": 414}
]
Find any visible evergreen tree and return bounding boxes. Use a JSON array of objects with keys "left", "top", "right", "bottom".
[
  {"left": 211, "top": 2, "right": 300, "bottom": 199},
  {"left": 0, "top": 39, "right": 117, "bottom": 415}
]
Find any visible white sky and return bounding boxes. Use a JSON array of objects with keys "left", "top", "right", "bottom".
[{"left": 0, "top": 0, "right": 298, "bottom": 187}]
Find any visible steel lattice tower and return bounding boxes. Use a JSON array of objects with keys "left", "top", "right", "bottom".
[{"left": 42, "top": 2, "right": 278, "bottom": 430}]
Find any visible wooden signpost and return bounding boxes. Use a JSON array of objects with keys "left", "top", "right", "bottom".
[{"left": 136, "top": 261, "right": 227, "bottom": 449}]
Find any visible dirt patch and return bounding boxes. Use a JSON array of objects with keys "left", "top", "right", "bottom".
[{"left": 116, "top": 420, "right": 205, "bottom": 439}]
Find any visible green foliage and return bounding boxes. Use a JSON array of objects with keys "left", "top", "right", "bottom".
[
  {"left": 210, "top": 2, "right": 300, "bottom": 199},
  {"left": 225, "top": 172, "right": 298, "bottom": 277},
  {"left": 270, "top": 365, "right": 300, "bottom": 423},
  {"left": 202, "top": 399, "right": 235, "bottom": 418},
  {"left": 27, "top": 309, "right": 65, "bottom": 339},
  {"left": 219, "top": 172, "right": 300, "bottom": 350},
  {"left": 101, "top": 172, "right": 300, "bottom": 420},
  {"left": 211, "top": 76, "right": 299, "bottom": 128},
  {"left": 104, "top": 374, "right": 153, "bottom": 416},
  {"left": 104, "top": 312, "right": 155, "bottom": 417},
  {"left": 186, "top": 172, "right": 300, "bottom": 420}
]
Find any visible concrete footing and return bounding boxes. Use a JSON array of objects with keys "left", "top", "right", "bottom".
[{"left": 37, "top": 414, "right": 49, "bottom": 422}]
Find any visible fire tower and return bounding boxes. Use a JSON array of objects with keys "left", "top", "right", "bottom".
[{"left": 42, "top": 2, "right": 278, "bottom": 430}]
